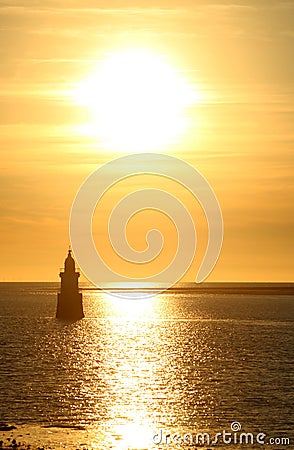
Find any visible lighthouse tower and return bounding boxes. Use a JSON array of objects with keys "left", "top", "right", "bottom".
[{"left": 56, "top": 249, "right": 84, "bottom": 320}]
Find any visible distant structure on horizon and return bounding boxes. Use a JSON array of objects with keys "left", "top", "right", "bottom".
[{"left": 56, "top": 249, "right": 84, "bottom": 321}]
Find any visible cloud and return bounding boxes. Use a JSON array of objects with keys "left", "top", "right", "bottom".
[{"left": 0, "top": 4, "right": 187, "bottom": 16}]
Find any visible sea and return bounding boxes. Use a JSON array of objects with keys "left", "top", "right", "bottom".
[{"left": 0, "top": 282, "right": 293, "bottom": 449}]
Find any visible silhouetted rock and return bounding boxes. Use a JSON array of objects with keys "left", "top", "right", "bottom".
[{"left": 0, "top": 424, "right": 16, "bottom": 431}]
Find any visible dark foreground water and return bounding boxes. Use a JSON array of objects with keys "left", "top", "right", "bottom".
[{"left": 0, "top": 283, "right": 293, "bottom": 449}]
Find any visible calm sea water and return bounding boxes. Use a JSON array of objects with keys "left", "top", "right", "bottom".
[{"left": 0, "top": 283, "right": 293, "bottom": 449}]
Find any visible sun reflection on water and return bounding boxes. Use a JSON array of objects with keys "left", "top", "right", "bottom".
[
  {"left": 109, "top": 412, "right": 155, "bottom": 449},
  {"left": 104, "top": 292, "right": 157, "bottom": 320},
  {"left": 79, "top": 291, "right": 162, "bottom": 448},
  {"left": 38, "top": 290, "right": 222, "bottom": 448}
]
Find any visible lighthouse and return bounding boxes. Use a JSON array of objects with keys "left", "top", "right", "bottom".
[{"left": 56, "top": 249, "right": 84, "bottom": 320}]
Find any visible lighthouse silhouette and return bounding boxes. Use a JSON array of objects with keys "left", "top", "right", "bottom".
[{"left": 56, "top": 249, "right": 84, "bottom": 320}]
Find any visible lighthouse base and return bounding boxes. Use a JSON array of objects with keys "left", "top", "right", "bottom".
[{"left": 56, "top": 293, "right": 84, "bottom": 321}]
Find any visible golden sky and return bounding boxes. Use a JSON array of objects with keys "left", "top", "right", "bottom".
[{"left": 1, "top": 0, "right": 293, "bottom": 281}]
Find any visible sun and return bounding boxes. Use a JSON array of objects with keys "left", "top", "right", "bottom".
[{"left": 73, "top": 49, "right": 199, "bottom": 151}]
